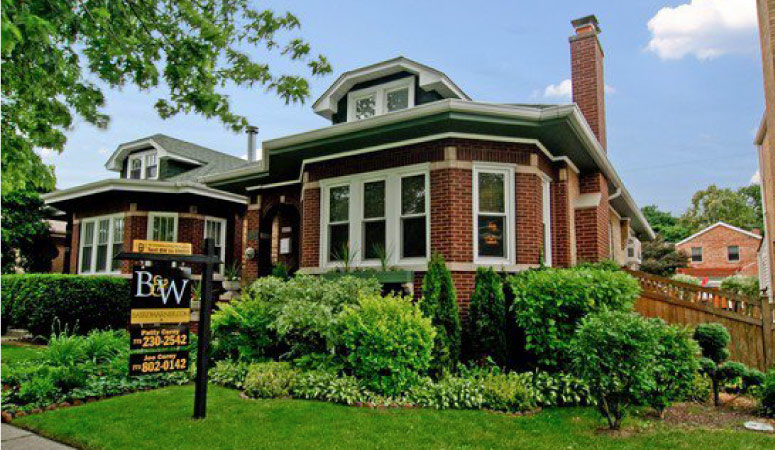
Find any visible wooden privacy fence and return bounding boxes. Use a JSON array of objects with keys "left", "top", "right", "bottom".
[{"left": 624, "top": 269, "right": 775, "bottom": 371}]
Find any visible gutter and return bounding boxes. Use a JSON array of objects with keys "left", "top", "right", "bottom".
[{"left": 42, "top": 179, "right": 248, "bottom": 205}]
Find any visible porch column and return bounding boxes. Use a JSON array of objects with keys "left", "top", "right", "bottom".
[{"left": 574, "top": 171, "right": 610, "bottom": 262}]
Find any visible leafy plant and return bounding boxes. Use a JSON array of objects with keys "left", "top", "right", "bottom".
[
  {"left": 671, "top": 274, "right": 701, "bottom": 286},
  {"left": 466, "top": 267, "right": 507, "bottom": 365},
  {"left": 720, "top": 275, "right": 760, "bottom": 300},
  {"left": 224, "top": 262, "right": 242, "bottom": 282},
  {"left": 271, "top": 263, "right": 291, "bottom": 281},
  {"left": 372, "top": 244, "right": 393, "bottom": 272},
  {"left": 527, "top": 371, "right": 593, "bottom": 407},
  {"left": 210, "top": 360, "right": 251, "bottom": 389},
  {"left": 758, "top": 370, "right": 775, "bottom": 417},
  {"left": 693, "top": 323, "right": 731, "bottom": 406},
  {"left": 743, "top": 368, "right": 766, "bottom": 393},
  {"left": 243, "top": 362, "right": 299, "bottom": 399},
  {"left": 420, "top": 254, "right": 462, "bottom": 375},
  {"left": 291, "top": 371, "right": 366, "bottom": 405}
]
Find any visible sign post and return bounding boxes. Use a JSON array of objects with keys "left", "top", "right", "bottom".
[{"left": 194, "top": 239, "right": 215, "bottom": 419}]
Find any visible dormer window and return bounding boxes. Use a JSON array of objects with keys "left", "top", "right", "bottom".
[
  {"left": 347, "top": 78, "right": 414, "bottom": 122},
  {"left": 126, "top": 150, "right": 158, "bottom": 180}
]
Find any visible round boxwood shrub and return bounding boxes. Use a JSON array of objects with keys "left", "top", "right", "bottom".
[
  {"left": 2, "top": 275, "right": 130, "bottom": 337},
  {"left": 337, "top": 293, "right": 436, "bottom": 396},
  {"left": 693, "top": 322, "right": 731, "bottom": 406}
]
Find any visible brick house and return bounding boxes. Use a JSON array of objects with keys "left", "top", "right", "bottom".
[
  {"left": 675, "top": 222, "right": 763, "bottom": 286},
  {"left": 43, "top": 15, "right": 653, "bottom": 311}
]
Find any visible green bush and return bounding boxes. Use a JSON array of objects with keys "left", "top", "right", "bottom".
[
  {"left": 211, "top": 296, "right": 277, "bottom": 362},
  {"left": 573, "top": 259, "right": 621, "bottom": 271},
  {"left": 421, "top": 254, "right": 462, "bottom": 375},
  {"left": 642, "top": 320, "right": 700, "bottom": 417},
  {"left": 291, "top": 370, "right": 366, "bottom": 405},
  {"left": 466, "top": 267, "right": 507, "bottom": 365},
  {"left": 718, "top": 361, "right": 748, "bottom": 388},
  {"left": 685, "top": 372, "right": 712, "bottom": 403},
  {"left": 337, "top": 294, "right": 435, "bottom": 396},
  {"left": 1, "top": 275, "right": 130, "bottom": 337},
  {"left": 210, "top": 360, "right": 251, "bottom": 389},
  {"left": 480, "top": 371, "right": 534, "bottom": 412},
  {"left": 671, "top": 274, "right": 701, "bottom": 285},
  {"left": 406, "top": 376, "right": 485, "bottom": 410},
  {"left": 243, "top": 362, "right": 299, "bottom": 399},
  {"left": 758, "top": 370, "right": 775, "bottom": 417},
  {"left": 527, "top": 371, "right": 593, "bottom": 407},
  {"left": 693, "top": 323, "right": 731, "bottom": 406},
  {"left": 743, "top": 368, "right": 766, "bottom": 393},
  {"left": 720, "top": 275, "right": 760, "bottom": 299},
  {"left": 508, "top": 268, "right": 640, "bottom": 370},
  {"left": 572, "top": 310, "right": 659, "bottom": 430}
]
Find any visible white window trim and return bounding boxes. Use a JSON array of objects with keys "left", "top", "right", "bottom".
[
  {"left": 473, "top": 164, "right": 516, "bottom": 265},
  {"left": 319, "top": 163, "right": 430, "bottom": 269},
  {"left": 203, "top": 216, "right": 227, "bottom": 274},
  {"left": 361, "top": 177, "right": 388, "bottom": 261},
  {"left": 691, "top": 246, "right": 703, "bottom": 263},
  {"left": 346, "top": 77, "right": 415, "bottom": 122},
  {"left": 727, "top": 245, "right": 741, "bottom": 262},
  {"left": 78, "top": 213, "right": 125, "bottom": 275},
  {"left": 126, "top": 150, "right": 159, "bottom": 180},
  {"left": 147, "top": 212, "right": 179, "bottom": 242},
  {"left": 541, "top": 176, "right": 552, "bottom": 267}
]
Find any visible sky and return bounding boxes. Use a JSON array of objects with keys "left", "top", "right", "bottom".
[{"left": 41, "top": 0, "right": 765, "bottom": 215}]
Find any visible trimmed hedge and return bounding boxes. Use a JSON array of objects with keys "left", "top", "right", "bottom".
[{"left": 2, "top": 275, "right": 130, "bottom": 337}]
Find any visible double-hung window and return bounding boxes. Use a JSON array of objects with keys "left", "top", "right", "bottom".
[
  {"left": 400, "top": 174, "right": 428, "bottom": 259},
  {"left": 79, "top": 214, "right": 124, "bottom": 274},
  {"left": 691, "top": 247, "right": 703, "bottom": 263},
  {"left": 145, "top": 153, "right": 158, "bottom": 179},
  {"left": 347, "top": 78, "right": 414, "bottom": 122},
  {"left": 327, "top": 185, "right": 350, "bottom": 262},
  {"left": 728, "top": 245, "right": 740, "bottom": 262},
  {"left": 362, "top": 180, "right": 386, "bottom": 260},
  {"left": 204, "top": 217, "right": 227, "bottom": 274},
  {"left": 129, "top": 158, "right": 143, "bottom": 179},
  {"left": 126, "top": 150, "right": 159, "bottom": 180},
  {"left": 148, "top": 212, "right": 178, "bottom": 242},
  {"left": 474, "top": 166, "right": 514, "bottom": 263}
]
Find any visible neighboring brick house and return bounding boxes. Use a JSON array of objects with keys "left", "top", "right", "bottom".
[
  {"left": 43, "top": 15, "right": 653, "bottom": 313},
  {"left": 676, "top": 222, "right": 763, "bottom": 286}
]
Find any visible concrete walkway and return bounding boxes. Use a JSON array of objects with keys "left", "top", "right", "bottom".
[{"left": 1, "top": 424, "right": 75, "bottom": 449}]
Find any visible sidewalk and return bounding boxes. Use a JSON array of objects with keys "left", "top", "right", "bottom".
[{"left": 1, "top": 424, "right": 75, "bottom": 449}]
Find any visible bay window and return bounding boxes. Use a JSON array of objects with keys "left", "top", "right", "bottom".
[
  {"left": 473, "top": 165, "right": 515, "bottom": 263},
  {"left": 148, "top": 212, "right": 178, "bottom": 242},
  {"left": 78, "top": 214, "right": 124, "bottom": 274}
]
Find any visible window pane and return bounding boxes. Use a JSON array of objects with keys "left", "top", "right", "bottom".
[
  {"left": 363, "top": 220, "right": 386, "bottom": 260},
  {"left": 401, "top": 175, "right": 425, "bottom": 215},
  {"left": 402, "top": 217, "right": 426, "bottom": 258},
  {"left": 153, "top": 217, "right": 175, "bottom": 242},
  {"left": 478, "top": 172, "right": 505, "bottom": 213},
  {"left": 81, "top": 222, "right": 94, "bottom": 272},
  {"left": 329, "top": 186, "right": 350, "bottom": 222},
  {"left": 354, "top": 95, "right": 376, "bottom": 120},
  {"left": 691, "top": 247, "right": 702, "bottom": 262},
  {"left": 387, "top": 88, "right": 409, "bottom": 112},
  {"left": 363, "top": 181, "right": 385, "bottom": 219},
  {"left": 95, "top": 220, "right": 109, "bottom": 272},
  {"left": 146, "top": 165, "right": 157, "bottom": 179},
  {"left": 329, "top": 224, "right": 349, "bottom": 261},
  {"left": 728, "top": 246, "right": 740, "bottom": 261},
  {"left": 129, "top": 159, "right": 142, "bottom": 179},
  {"left": 206, "top": 220, "right": 223, "bottom": 245},
  {"left": 478, "top": 216, "right": 505, "bottom": 258},
  {"left": 81, "top": 248, "right": 92, "bottom": 273}
]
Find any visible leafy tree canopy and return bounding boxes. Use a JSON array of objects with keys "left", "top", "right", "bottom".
[
  {"left": 679, "top": 185, "right": 762, "bottom": 235},
  {"left": 640, "top": 205, "right": 691, "bottom": 243},
  {"left": 1, "top": 188, "right": 58, "bottom": 274},
  {"left": 639, "top": 236, "right": 688, "bottom": 277},
  {"left": 1, "top": 0, "right": 332, "bottom": 194}
]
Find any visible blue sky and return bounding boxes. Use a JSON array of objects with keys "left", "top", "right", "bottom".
[{"left": 44, "top": 0, "right": 764, "bottom": 215}]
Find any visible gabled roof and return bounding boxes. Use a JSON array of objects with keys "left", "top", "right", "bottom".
[
  {"left": 312, "top": 56, "right": 470, "bottom": 120},
  {"left": 676, "top": 221, "right": 762, "bottom": 246},
  {"left": 104, "top": 134, "right": 248, "bottom": 181}
]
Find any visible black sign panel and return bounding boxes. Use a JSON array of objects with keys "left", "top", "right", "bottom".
[
  {"left": 131, "top": 266, "right": 191, "bottom": 309},
  {"left": 129, "top": 351, "right": 189, "bottom": 376},
  {"left": 130, "top": 325, "right": 190, "bottom": 350}
]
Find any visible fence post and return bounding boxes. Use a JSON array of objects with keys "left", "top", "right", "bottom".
[{"left": 762, "top": 295, "right": 774, "bottom": 369}]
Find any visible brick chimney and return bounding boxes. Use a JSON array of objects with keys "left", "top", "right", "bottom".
[{"left": 570, "top": 15, "right": 606, "bottom": 151}]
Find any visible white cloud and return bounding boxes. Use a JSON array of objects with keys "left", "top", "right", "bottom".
[
  {"left": 97, "top": 147, "right": 109, "bottom": 155},
  {"left": 646, "top": 0, "right": 758, "bottom": 60},
  {"left": 751, "top": 169, "right": 761, "bottom": 184},
  {"left": 542, "top": 79, "right": 616, "bottom": 100}
]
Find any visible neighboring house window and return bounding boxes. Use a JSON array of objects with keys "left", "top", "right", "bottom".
[
  {"left": 542, "top": 178, "right": 552, "bottom": 267},
  {"left": 148, "top": 213, "right": 178, "bottom": 242},
  {"left": 473, "top": 165, "right": 514, "bottom": 263},
  {"left": 204, "top": 217, "right": 227, "bottom": 274},
  {"left": 328, "top": 185, "right": 350, "bottom": 261},
  {"left": 126, "top": 150, "right": 159, "bottom": 180},
  {"left": 400, "top": 174, "right": 428, "bottom": 259},
  {"left": 728, "top": 245, "right": 740, "bottom": 262},
  {"left": 362, "top": 180, "right": 386, "bottom": 260},
  {"left": 78, "top": 214, "right": 124, "bottom": 274},
  {"left": 691, "top": 247, "right": 703, "bottom": 263},
  {"left": 347, "top": 78, "right": 415, "bottom": 122}
]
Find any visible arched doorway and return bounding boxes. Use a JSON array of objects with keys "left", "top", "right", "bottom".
[{"left": 257, "top": 203, "right": 301, "bottom": 277}]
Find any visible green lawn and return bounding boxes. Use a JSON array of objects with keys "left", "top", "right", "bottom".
[
  {"left": 1, "top": 343, "right": 44, "bottom": 366},
  {"left": 14, "top": 385, "right": 773, "bottom": 449}
]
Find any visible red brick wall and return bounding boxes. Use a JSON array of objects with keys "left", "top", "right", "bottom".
[
  {"left": 571, "top": 28, "right": 607, "bottom": 150},
  {"left": 516, "top": 173, "right": 543, "bottom": 265},
  {"left": 244, "top": 208, "right": 260, "bottom": 280},
  {"left": 430, "top": 168, "right": 473, "bottom": 262},
  {"left": 575, "top": 172, "right": 610, "bottom": 262},
  {"left": 69, "top": 221, "right": 80, "bottom": 274},
  {"left": 301, "top": 187, "right": 321, "bottom": 268},
  {"left": 676, "top": 225, "right": 762, "bottom": 277},
  {"left": 551, "top": 175, "right": 572, "bottom": 267}
]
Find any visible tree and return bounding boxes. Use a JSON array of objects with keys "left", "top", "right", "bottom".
[
  {"left": 420, "top": 254, "right": 462, "bottom": 375},
  {"left": 1, "top": 0, "right": 331, "bottom": 193},
  {"left": 466, "top": 267, "right": 507, "bottom": 365},
  {"left": 1, "top": 189, "right": 58, "bottom": 274},
  {"left": 640, "top": 205, "right": 691, "bottom": 242},
  {"left": 693, "top": 323, "right": 731, "bottom": 407},
  {"left": 738, "top": 184, "right": 764, "bottom": 233},
  {"left": 679, "top": 185, "right": 759, "bottom": 234},
  {"left": 639, "top": 236, "right": 688, "bottom": 277}
]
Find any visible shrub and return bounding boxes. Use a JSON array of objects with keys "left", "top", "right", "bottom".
[
  {"left": 243, "top": 362, "right": 299, "bottom": 398},
  {"left": 642, "top": 320, "right": 700, "bottom": 417},
  {"left": 527, "top": 371, "right": 593, "bottom": 407},
  {"left": 743, "top": 368, "right": 766, "bottom": 393},
  {"left": 466, "top": 267, "right": 507, "bottom": 364},
  {"left": 718, "top": 361, "right": 748, "bottom": 389},
  {"left": 720, "top": 275, "right": 760, "bottom": 300},
  {"left": 480, "top": 371, "right": 534, "bottom": 412},
  {"left": 573, "top": 259, "right": 621, "bottom": 272},
  {"left": 685, "top": 372, "right": 712, "bottom": 403},
  {"left": 693, "top": 323, "right": 731, "bottom": 406},
  {"left": 759, "top": 370, "right": 775, "bottom": 417},
  {"left": 406, "top": 376, "right": 485, "bottom": 410},
  {"left": 671, "top": 274, "right": 701, "bottom": 285},
  {"left": 2, "top": 275, "right": 130, "bottom": 337},
  {"left": 271, "top": 263, "right": 291, "bottom": 280},
  {"left": 572, "top": 310, "right": 659, "bottom": 430},
  {"left": 508, "top": 268, "right": 640, "bottom": 370},
  {"left": 210, "top": 360, "right": 251, "bottom": 389},
  {"left": 291, "top": 371, "right": 366, "bottom": 405},
  {"left": 421, "top": 254, "right": 462, "bottom": 375},
  {"left": 337, "top": 294, "right": 435, "bottom": 396},
  {"left": 211, "top": 297, "right": 277, "bottom": 362}
]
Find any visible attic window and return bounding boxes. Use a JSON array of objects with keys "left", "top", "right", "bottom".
[
  {"left": 347, "top": 78, "right": 414, "bottom": 122},
  {"left": 126, "top": 150, "right": 159, "bottom": 180}
]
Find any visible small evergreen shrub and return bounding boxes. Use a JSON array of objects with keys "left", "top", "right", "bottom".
[
  {"left": 693, "top": 323, "right": 731, "bottom": 406},
  {"left": 2, "top": 275, "right": 130, "bottom": 337},
  {"left": 337, "top": 294, "right": 435, "bottom": 396},
  {"left": 508, "top": 268, "right": 640, "bottom": 370},
  {"left": 758, "top": 370, "right": 775, "bottom": 417},
  {"left": 743, "top": 368, "right": 766, "bottom": 393},
  {"left": 421, "top": 254, "right": 462, "bottom": 375},
  {"left": 720, "top": 275, "right": 760, "bottom": 300},
  {"left": 718, "top": 361, "right": 748, "bottom": 388},
  {"left": 243, "top": 362, "right": 299, "bottom": 398},
  {"left": 572, "top": 310, "right": 659, "bottom": 430},
  {"left": 466, "top": 267, "right": 507, "bottom": 364}
]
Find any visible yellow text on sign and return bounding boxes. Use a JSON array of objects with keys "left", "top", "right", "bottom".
[
  {"left": 132, "top": 240, "right": 192, "bottom": 255},
  {"left": 130, "top": 308, "right": 190, "bottom": 325}
]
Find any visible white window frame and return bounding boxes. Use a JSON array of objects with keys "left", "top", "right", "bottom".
[
  {"left": 126, "top": 150, "right": 159, "bottom": 180},
  {"left": 147, "top": 212, "right": 179, "bottom": 242},
  {"left": 541, "top": 176, "right": 552, "bottom": 267},
  {"left": 361, "top": 177, "right": 388, "bottom": 261},
  {"left": 691, "top": 246, "right": 703, "bottom": 263},
  {"left": 319, "top": 163, "right": 430, "bottom": 269},
  {"left": 473, "top": 164, "right": 516, "bottom": 265},
  {"left": 324, "top": 182, "right": 352, "bottom": 263},
  {"left": 78, "top": 213, "right": 125, "bottom": 275},
  {"left": 346, "top": 77, "right": 415, "bottom": 122},
  {"left": 727, "top": 245, "right": 741, "bottom": 262},
  {"left": 204, "top": 217, "right": 227, "bottom": 274}
]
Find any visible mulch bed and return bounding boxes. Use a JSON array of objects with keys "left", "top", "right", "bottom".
[{"left": 662, "top": 393, "right": 775, "bottom": 431}]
